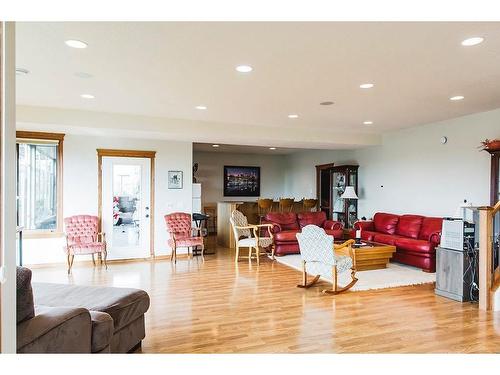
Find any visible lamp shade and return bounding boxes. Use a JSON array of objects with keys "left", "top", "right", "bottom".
[{"left": 341, "top": 186, "right": 358, "bottom": 200}]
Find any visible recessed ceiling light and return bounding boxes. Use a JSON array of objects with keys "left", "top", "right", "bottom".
[
  {"left": 212, "top": 144, "right": 220, "bottom": 148},
  {"left": 363, "top": 121, "right": 373, "bottom": 125},
  {"left": 195, "top": 105, "right": 207, "bottom": 110},
  {"left": 320, "top": 101, "right": 334, "bottom": 106},
  {"left": 235, "top": 65, "right": 253, "bottom": 73},
  {"left": 80, "top": 94, "right": 95, "bottom": 99},
  {"left": 360, "top": 83, "right": 374, "bottom": 89},
  {"left": 16, "top": 68, "right": 29, "bottom": 76},
  {"left": 269, "top": 147, "right": 276, "bottom": 150},
  {"left": 65, "top": 39, "right": 88, "bottom": 49},
  {"left": 461, "top": 37, "right": 484, "bottom": 46},
  {"left": 75, "top": 72, "right": 93, "bottom": 79},
  {"left": 288, "top": 114, "right": 299, "bottom": 119},
  {"left": 449, "top": 95, "right": 464, "bottom": 101}
]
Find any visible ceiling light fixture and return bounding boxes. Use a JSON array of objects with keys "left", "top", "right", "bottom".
[
  {"left": 449, "top": 95, "right": 464, "bottom": 101},
  {"left": 80, "top": 94, "right": 95, "bottom": 99},
  {"left": 235, "top": 65, "right": 253, "bottom": 73},
  {"left": 212, "top": 144, "right": 220, "bottom": 148},
  {"left": 288, "top": 114, "right": 299, "bottom": 119},
  {"left": 195, "top": 105, "right": 207, "bottom": 110},
  {"left": 363, "top": 121, "right": 373, "bottom": 125},
  {"left": 269, "top": 147, "right": 276, "bottom": 150},
  {"left": 320, "top": 101, "right": 334, "bottom": 106},
  {"left": 16, "top": 68, "right": 29, "bottom": 76},
  {"left": 461, "top": 37, "right": 484, "bottom": 46},
  {"left": 75, "top": 72, "right": 93, "bottom": 79},
  {"left": 65, "top": 39, "right": 88, "bottom": 49},
  {"left": 360, "top": 83, "right": 374, "bottom": 89}
]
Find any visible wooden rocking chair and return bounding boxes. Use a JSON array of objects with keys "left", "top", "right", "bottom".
[{"left": 296, "top": 225, "right": 357, "bottom": 294}]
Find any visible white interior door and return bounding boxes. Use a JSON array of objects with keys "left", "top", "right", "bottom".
[{"left": 102, "top": 157, "right": 151, "bottom": 260}]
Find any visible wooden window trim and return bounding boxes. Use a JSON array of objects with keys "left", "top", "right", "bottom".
[
  {"left": 16, "top": 131, "right": 65, "bottom": 238},
  {"left": 96, "top": 149, "right": 156, "bottom": 257}
]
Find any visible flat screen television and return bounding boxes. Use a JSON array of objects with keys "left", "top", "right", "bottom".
[{"left": 223, "top": 166, "right": 260, "bottom": 197}]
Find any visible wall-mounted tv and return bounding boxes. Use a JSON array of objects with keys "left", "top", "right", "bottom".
[{"left": 223, "top": 166, "right": 260, "bottom": 197}]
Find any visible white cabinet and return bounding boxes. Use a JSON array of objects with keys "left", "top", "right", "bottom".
[{"left": 192, "top": 183, "right": 202, "bottom": 214}]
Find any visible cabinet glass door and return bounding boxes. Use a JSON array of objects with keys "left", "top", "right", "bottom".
[{"left": 332, "top": 171, "right": 346, "bottom": 224}]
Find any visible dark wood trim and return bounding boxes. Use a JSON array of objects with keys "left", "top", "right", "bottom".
[
  {"left": 315, "top": 163, "right": 335, "bottom": 215},
  {"left": 489, "top": 150, "right": 500, "bottom": 206},
  {"left": 97, "top": 149, "right": 156, "bottom": 159},
  {"left": 16, "top": 131, "right": 65, "bottom": 142},
  {"left": 97, "top": 149, "right": 156, "bottom": 257},
  {"left": 16, "top": 130, "right": 65, "bottom": 235}
]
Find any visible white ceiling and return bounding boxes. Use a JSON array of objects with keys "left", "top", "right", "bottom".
[
  {"left": 16, "top": 22, "right": 500, "bottom": 147},
  {"left": 193, "top": 142, "right": 303, "bottom": 155}
]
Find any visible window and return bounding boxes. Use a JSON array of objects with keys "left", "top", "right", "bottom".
[{"left": 16, "top": 131, "right": 64, "bottom": 236}]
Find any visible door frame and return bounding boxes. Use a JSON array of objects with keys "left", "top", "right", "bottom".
[{"left": 97, "top": 149, "right": 156, "bottom": 256}]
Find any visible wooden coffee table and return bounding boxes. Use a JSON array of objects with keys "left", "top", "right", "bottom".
[{"left": 335, "top": 240, "right": 396, "bottom": 271}]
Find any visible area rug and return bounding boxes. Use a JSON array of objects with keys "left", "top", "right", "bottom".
[{"left": 273, "top": 254, "right": 435, "bottom": 291}]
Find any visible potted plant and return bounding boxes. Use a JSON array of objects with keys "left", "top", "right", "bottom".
[{"left": 480, "top": 139, "right": 500, "bottom": 152}]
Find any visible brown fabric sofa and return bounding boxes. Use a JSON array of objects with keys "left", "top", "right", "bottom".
[{"left": 16, "top": 267, "right": 150, "bottom": 353}]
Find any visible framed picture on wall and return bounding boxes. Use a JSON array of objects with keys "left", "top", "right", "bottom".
[
  {"left": 223, "top": 166, "right": 260, "bottom": 197},
  {"left": 168, "top": 170, "right": 183, "bottom": 189}
]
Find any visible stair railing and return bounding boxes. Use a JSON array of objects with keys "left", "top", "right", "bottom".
[{"left": 478, "top": 200, "right": 500, "bottom": 310}]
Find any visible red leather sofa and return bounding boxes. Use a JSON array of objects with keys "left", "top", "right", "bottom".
[
  {"left": 351, "top": 212, "right": 443, "bottom": 272},
  {"left": 263, "top": 211, "right": 343, "bottom": 256}
]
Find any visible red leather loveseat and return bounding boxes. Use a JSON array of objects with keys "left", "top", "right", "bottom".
[
  {"left": 263, "top": 211, "right": 343, "bottom": 256},
  {"left": 352, "top": 212, "right": 443, "bottom": 272}
]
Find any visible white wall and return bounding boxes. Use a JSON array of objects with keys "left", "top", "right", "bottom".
[
  {"left": 193, "top": 151, "right": 288, "bottom": 205},
  {"left": 23, "top": 134, "right": 193, "bottom": 265},
  {"left": 285, "top": 108, "right": 500, "bottom": 218}
]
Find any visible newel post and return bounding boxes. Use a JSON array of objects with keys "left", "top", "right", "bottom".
[{"left": 478, "top": 206, "right": 493, "bottom": 311}]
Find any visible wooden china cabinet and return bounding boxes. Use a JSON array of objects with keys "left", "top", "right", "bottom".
[
  {"left": 488, "top": 150, "right": 500, "bottom": 269},
  {"left": 316, "top": 164, "right": 359, "bottom": 228}
]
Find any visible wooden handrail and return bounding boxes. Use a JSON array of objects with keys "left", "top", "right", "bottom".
[
  {"left": 492, "top": 200, "right": 500, "bottom": 215},
  {"left": 478, "top": 201, "right": 499, "bottom": 311}
]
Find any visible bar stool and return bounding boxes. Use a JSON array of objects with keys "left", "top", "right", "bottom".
[
  {"left": 203, "top": 205, "right": 217, "bottom": 234},
  {"left": 279, "top": 198, "right": 295, "bottom": 213},
  {"left": 257, "top": 198, "right": 274, "bottom": 224},
  {"left": 302, "top": 198, "right": 318, "bottom": 212}
]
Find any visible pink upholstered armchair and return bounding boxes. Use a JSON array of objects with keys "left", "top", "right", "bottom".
[
  {"left": 164, "top": 212, "right": 204, "bottom": 263},
  {"left": 63, "top": 215, "right": 107, "bottom": 274}
]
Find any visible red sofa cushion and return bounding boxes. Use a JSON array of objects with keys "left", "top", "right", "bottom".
[
  {"left": 418, "top": 217, "right": 443, "bottom": 242},
  {"left": 297, "top": 211, "right": 327, "bottom": 228},
  {"left": 396, "top": 215, "right": 424, "bottom": 239},
  {"left": 274, "top": 230, "right": 300, "bottom": 243},
  {"left": 395, "top": 237, "right": 433, "bottom": 254},
  {"left": 264, "top": 212, "right": 299, "bottom": 231},
  {"left": 373, "top": 233, "right": 403, "bottom": 245},
  {"left": 373, "top": 213, "right": 399, "bottom": 235}
]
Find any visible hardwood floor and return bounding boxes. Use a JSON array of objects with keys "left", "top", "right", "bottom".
[{"left": 30, "top": 238, "right": 500, "bottom": 353}]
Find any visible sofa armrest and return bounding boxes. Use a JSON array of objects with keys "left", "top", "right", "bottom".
[
  {"left": 429, "top": 231, "right": 441, "bottom": 246},
  {"left": 17, "top": 306, "right": 92, "bottom": 353},
  {"left": 323, "top": 220, "right": 343, "bottom": 231},
  {"left": 354, "top": 220, "right": 375, "bottom": 231},
  {"left": 262, "top": 220, "right": 282, "bottom": 234}
]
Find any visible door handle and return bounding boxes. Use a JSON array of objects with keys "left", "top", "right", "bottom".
[
  {"left": 145, "top": 214, "right": 150, "bottom": 218},
  {"left": 145, "top": 207, "right": 149, "bottom": 210}
]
